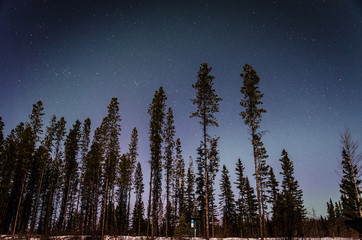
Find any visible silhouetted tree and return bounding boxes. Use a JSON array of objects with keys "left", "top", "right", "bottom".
[
  {"left": 240, "top": 64, "right": 267, "bottom": 240},
  {"left": 339, "top": 129, "right": 362, "bottom": 219},
  {"left": 190, "top": 63, "right": 222, "bottom": 240},
  {"left": 219, "top": 165, "right": 236, "bottom": 237},
  {"left": 148, "top": 87, "right": 167, "bottom": 239}
]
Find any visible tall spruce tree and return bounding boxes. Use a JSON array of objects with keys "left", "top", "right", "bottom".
[
  {"left": 127, "top": 127, "right": 138, "bottom": 233},
  {"left": 148, "top": 87, "right": 167, "bottom": 239},
  {"left": 244, "top": 177, "right": 259, "bottom": 237},
  {"left": 12, "top": 125, "right": 34, "bottom": 236},
  {"left": 235, "top": 158, "right": 247, "bottom": 237},
  {"left": 58, "top": 120, "right": 81, "bottom": 231},
  {"left": 275, "top": 149, "right": 306, "bottom": 238},
  {"left": 208, "top": 137, "right": 220, "bottom": 237},
  {"left": 185, "top": 157, "right": 195, "bottom": 223},
  {"left": 80, "top": 127, "right": 103, "bottom": 236},
  {"left": 339, "top": 129, "right": 362, "bottom": 219},
  {"left": 74, "top": 118, "right": 91, "bottom": 232},
  {"left": 174, "top": 138, "right": 185, "bottom": 220},
  {"left": 219, "top": 165, "right": 236, "bottom": 237},
  {"left": 132, "top": 162, "right": 145, "bottom": 236},
  {"left": 190, "top": 63, "right": 222, "bottom": 240},
  {"left": 100, "top": 98, "right": 122, "bottom": 238},
  {"left": 164, "top": 107, "right": 175, "bottom": 237},
  {"left": 240, "top": 64, "right": 267, "bottom": 239}
]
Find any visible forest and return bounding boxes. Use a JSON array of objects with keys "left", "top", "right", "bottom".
[{"left": 0, "top": 63, "right": 360, "bottom": 239}]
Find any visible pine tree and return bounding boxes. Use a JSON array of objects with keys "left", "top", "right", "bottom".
[
  {"left": 174, "top": 138, "right": 185, "bottom": 220},
  {"left": 207, "top": 137, "right": 220, "bottom": 237},
  {"left": 244, "top": 177, "right": 259, "bottom": 237},
  {"left": 190, "top": 63, "right": 222, "bottom": 240},
  {"left": 219, "top": 165, "right": 236, "bottom": 237},
  {"left": 235, "top": 158, "right": 247, "bottom": 237},
  {"left": 240, "top": 64, "right": 267, "bottom": 240},
  {"left": 127, "top": 127, "right": 138, "bottom": 234},
  {"left": 148, "top": 87, "right": 167, "bottom": 238},
  {"left": 185, "top": 157, "right": 195, "bottom": 224},
  {"left": 132, "top": 162, "right": 145, "bottom": 236},
  {"left": 81, "top": 128, "right": 102, "bottom": 236},
  {"left": 174, "top": 214, "right": 191, "bottom": 240},
  {"left": 74, "top": 118, "right": 91, "bottom": 233},
  {"left": 117, "top": 153, "right": 132, "bottom": 234},
  {"left": 266, "top": 167, "right": 279, "bottom": 219},
  {"left": 164, "top": 107, "right": 175, "bottom": 237},
  {"left": 195, "top": 143, "right": 206, "bottom": 236},
  {"left": 58, "top": 120, "right": 81, "bottom": 231},
  {"left": 100, "top": 98, "right": 122, "bottom": 238},
  {"left": 276, "top": 149, "right": 306, "bottom": 238},
  {"left": 339, "top": 129, "right": 362, "bottom": 219}
]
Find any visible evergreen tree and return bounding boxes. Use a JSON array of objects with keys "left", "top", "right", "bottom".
[
  {"left": 74, "top": 117, "right": 91, "bottom": 232},
  {"left": 29, "top": 101, "right": 45, "bottom": 144},
  {"left": 39, "top": 117, "right": 66, "bottom": 235},
  {"left": 190, "top": 63, "right": 222, "bottom": 240},
  {"left": 127, "top": 127, "right": 138, "bottom": 233},
  {"left": 148, "top": 87, "right": 167, "bottom": 238},
  {"left": 174, "top": 214, "right": 191, "bottom": 240},
  {"left": 81, "top": 128, "right": 102, "bottom": 236},
  {"left": 275, "top": 149, "right": 306, "bottom": 238},
  {"left": 132, "top": 162, "right": 145, "bottom": 236},
  {"left": 240, "top": 64, "right": 267, "bottom": 240},
  {"left": 164, "top": 107, "right": 175, "bottom": 237},
  {"left": 117, "top": 153, "right": 132, "bottom": 234},
  {"left": 208, "top": 137, "right": 220, "bottom": 237},
  {"left": 12, "top": 125, "right": 34, "bottom": 236},
  {"left": 235, "top": 158, "right": 247, "bottom": 237},
  {"left": 99, "top": 98, "right": 122, "bottom": 238},
  {"left": 244, "top": 177, "right": 259, "bottom": 237},
  {"left": 185, "top": 157, "right": 195, "bottom": 224},
  {"left": 219, "top": 165, "right": 236, "bottom": 237},
  {"left": 174, "top": 138, "right": 185, "bottom": 220},
  {"left": 339, "top": 129, "right": 362, "bottom": 219},
  {"left": 266, "top": 167, "right": 279, "bottom": 219},
  {"left": 195, "top": 143, "right": 206, "bottom": 236},
  {"left": 58, "top": 120, "right": 81, "bottom": 231}
]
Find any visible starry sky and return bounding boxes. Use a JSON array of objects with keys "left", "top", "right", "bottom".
[{"left": 1, "top": 0, "right": 361, "bottom": 217}]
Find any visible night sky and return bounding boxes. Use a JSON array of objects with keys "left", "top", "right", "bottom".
[{"left": 1, "top": 0, "right": 361, "bottom": 217}]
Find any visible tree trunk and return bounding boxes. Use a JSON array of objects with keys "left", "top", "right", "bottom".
[
  {"left": 30, "top": 166, "right": 45, "bottom": 233},
  {"left": 346, "top": 147, "right": 362, "bottom": 217},
  {"left": 101, "top": 177, "right": 109, "bottom": 240},
  {"left": 12, "top": 174, "right": 27, "bottom": 237},
  {"left": 253, "top": 141, "right": 264, "bottom": 240},
  {"left": 147, "top": 169, "right": 153, "bottom": 238},
  {"left": 61, "top": 177, "right": 72, "bottom": 231},
  {"left": 203, "top": 121, "right": 210, "bottom": 240}
]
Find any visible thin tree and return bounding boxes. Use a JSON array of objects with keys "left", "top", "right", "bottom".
[
  {"left": 12, "top": 126, "right": 34, "bottom": 237},
  {"left": 339, "top": 129, "right": 362, "bottom": 218},
  {"left": 219, "top": 165, "right": 236, "bottom": 237},
  {"left": 127, "top": 127, "right": 138, "bottom": 234},
  {"left": 100, "top": 98, "right": 121, "bottom": 239},
  {"left": 148, "top": 87, "right": 167, "bottom": 239},
  {"left": 164, "top": 107, "right": 175, "bottom": 237},
  {"left": 240, "top": 64, "right": 267, "bottom": 239},
  {"left": 58, "top": 120, "right": 81, "bottom": 231},
  {"left": 132, "top": 162, "right": 144, "bottom": 236},
  {"left": 190, "top": 63, "right": 222, "bottom": 240},
  {"left": 235, "top": 158, "right": 247, "bottom": 237},
  {"left": 275, "top": 149, "right": 306, "bottom": 238}
]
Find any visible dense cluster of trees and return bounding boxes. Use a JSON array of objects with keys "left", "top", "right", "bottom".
[{"left": 0, "top": 63, "right": 360, "bottom": 239}]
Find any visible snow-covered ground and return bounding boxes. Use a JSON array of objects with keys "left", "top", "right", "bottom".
[{"left": 0, "top": 236, "right": 356, "bottom": 240}]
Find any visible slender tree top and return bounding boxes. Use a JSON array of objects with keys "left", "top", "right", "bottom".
[
  {"left": 240, "top": 64, "right": 266, "bottom": 133},
  {"left": 190, "top": 63, "right": 222, "bottom": 128}
]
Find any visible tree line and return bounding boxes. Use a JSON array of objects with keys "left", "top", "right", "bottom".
[{"left": 0, "top": 63, "right": 360, "bottom": 239}]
